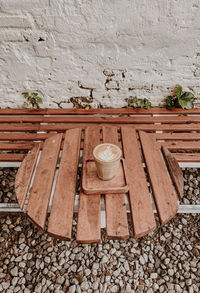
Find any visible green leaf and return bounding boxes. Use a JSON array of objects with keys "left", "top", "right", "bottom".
[
  {"left": 23, "top": 102, "right": 28, "bottom": 108},
  {"left": 138, "top": 99, "right": 145, "bottom": 108},
  {"left": 37, "top": 97, "right": 43, "bottom": 104},
  {"left": 181, "top": 92, "right": 195, "bottom": 100},
  {"left": 165, "top": 96, "right": 175, "bottom": 109},
  {"left": 175, "top": 85, "right": 182, "bottom": 99},
  {"left": 144, "top": 99, "right": 152, "bottom": 109},
  {"left": 127, "top": 96, "right": 138, "bottom": 107},
  {"left": 178, "top": 92, "right": 195, "bottom": 109},
  {"left": 179, "top": 98, "right": 194, "bottom": 110},
  {"left": 32, "top": 93, "right": 38, "bottom": 97},
  {"left": 85, "top": 104, "right": 92, "bottom": 109}
]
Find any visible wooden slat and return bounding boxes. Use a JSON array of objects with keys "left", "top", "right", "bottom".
[
  {"left": 0, "top": 107, "right": 200, "bottom": 115},
  {"left": 77, "top": 127, "right": 101, "bottom": 243},
  {"left": 2, "top": 123, "right": 200, "bottom": 132},
  {"left": 15, "top": 145, "right": 40, "bottom": 209},
  {"left": 2, "top": 129, "right": 200, "bottom": 144},
  {"left": 0, "top": 142, "right": 35, "bottom": 150},
  {"left": 162, "top": 146, "right": 183, "bottom": 199},
  {"left": 155, "top": 133, "right": 200, "bottom": 141},
  {"left": 103, "top": 126, "right": 129, "bottom": 240},
  {"left": 0, "top": 153, "right": 26, "bottom": 161},
  {"left": 26, "top": 134, "right": 62, "bottom": 229},
  {"left": 0, "top": 124, "right": 39, "bottom": 131},
  {"left": 38, "top": 123, "right": 200, "bottom": 132},
  {"left": 0, "top": 141, "right": 85, "bottom": 151},
  {"left": 174, "top": 153, "right": 200, "bottom": 162},
  {"left": 159, "top": 141, "right": 200, "bottom": 150},
  {"left": 76, "top": 191, "right": 101, "bottom": 244},
  {"left": 121, "top": 127, "right": 156, "bottom": 237},
  {"left": 2, "top": 115, "right": 200, "bottom": 124},
  {"left": 139, "top": 131, "right": 178, "bottom": 226},
  {"left": 48, "top": 128, "right": 81, "bottom": 240},
  {"left": 0, "top": 132, "right": 55, "bottom": 141}
]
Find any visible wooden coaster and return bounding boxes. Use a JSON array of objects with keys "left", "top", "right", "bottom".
[{"left": 82, "top": 159, "right": 129, "bottom": 195}]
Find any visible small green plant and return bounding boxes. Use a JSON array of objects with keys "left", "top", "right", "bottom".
[
  {"left": 127, "top": 96, "right": 152, "bottom": 109},
  {"left": 165, "top": 85, "right": 195, "bottom": 110},
  {"left": 84, "top": 104, "right": 93, "bottom": 110},
  {"left": 22, "top": 92, "right": 43, "bottom": 109}
]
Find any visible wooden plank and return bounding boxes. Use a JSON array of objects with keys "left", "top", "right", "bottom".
[
  {"left": 15, "top": 145, "right": 40, "bottom": 209},
  {"left": 1, "top": 115, "right": 200, "bottom": 124},
  {"left": 0, "top": 107, "right": 200, "bottom": 115},
  {"left": 0, "top": 124, "right": 39, "bottom": 131},
  {"left": 2, "top": 123, "right": 200, "bottom": 132},
  {"left": 162, "top": 146, "right": 183, "bottom": 199},
  {"left": 26, "top": 134, "right": 62, "bottom": 229},
  {"left": 0, "top": 132, "right": 55, "bottom": 141},
  {"left": 139, "top": 131, "right": 178, "bottom": 226},
  {"left": 39, "top": 123, "right": 200, "bottom": 132},
  {"left": 0, "top": 153, "right": 26, "bottom": 161},
  {"left": 103, "top": 126, "right": 129, "bottom": 240},
  {"left": 121, "top": 127, "right": 156, "bottom": 237},
  {"left": 174, "top": 153, "right": 200, "bottom": 162},
  {"left": 0, "top": 142, "right": 35, "bottom": 150},
  {"left": 77, "top": 191, "right": 101, "bottom": 244},
  {"left": 47, "top": 128, "right": 81, "bottom": 240},
  {"left": 155, "top": 133, "right": 200, "bottom": 141},
  {"left": 159, "top": 141, "right": 200, "bottom": 150},
  {"left": 77, "top": 127, "right": 101, "bottom": 243}
]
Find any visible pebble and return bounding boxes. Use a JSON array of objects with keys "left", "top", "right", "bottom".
[
  {"left": 101, "top": 255, "right": 109, "bottom": 264},
  {"left": 71, "top": 264, "right": 77, "bottom": 272},
  {"left": 168, "top": 269, "right": 174, "bottom": 276},
  {"left": 92, "top": 263, "right": 99, "bottom": 270},
  {"left": 56, "top": 276, "right": 65, "bottom": 285},
  {"left": 10, "top": 267, "right": 18, "bottom": 277},
  {"left": 150, "top": 273, "right": 158, "bottom": 279},
  {"left": 0, "top": 168, "right": 199, "bottom": 293},
  {"left": 68, "top": 285, "right": 76, "bottom": 293},
  {"left": 110, "top": 285, "right": 119, "bottom": 292},
  {"left": 81, "top": 281, "right": 89, "bottom": 291},
  {"left": 139, "top": 255, "right": 145, "bottom": 265}
]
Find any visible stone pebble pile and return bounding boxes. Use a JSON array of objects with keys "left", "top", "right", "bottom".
[
  {"left": 0, "top": 214, "right": 199, "bottom": 293},
  {"left": 0, "top": 168, "right": 199, "bottom": 293}
]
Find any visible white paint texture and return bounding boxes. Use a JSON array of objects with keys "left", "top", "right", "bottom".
[{"left": 0, "top": 0, "right": 200, "bottom": 108}]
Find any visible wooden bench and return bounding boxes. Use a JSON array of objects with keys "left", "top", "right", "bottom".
[{"left": 1, "top": 108, "right": 200, "bottom": 243}]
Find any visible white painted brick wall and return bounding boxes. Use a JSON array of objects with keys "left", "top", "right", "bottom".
[{"left": 0, "top": 0, "right": 200, "bottom": 108}]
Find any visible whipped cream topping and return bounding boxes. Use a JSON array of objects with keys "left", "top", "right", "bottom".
[{"left": 98, "top": 146, "right": 115, "bottom": 161}]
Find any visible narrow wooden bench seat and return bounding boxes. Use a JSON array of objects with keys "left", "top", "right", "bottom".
[{"left": 1, "top": 107, "right": 200, "bottom": 243}]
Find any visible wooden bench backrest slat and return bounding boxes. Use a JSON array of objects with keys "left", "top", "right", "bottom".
[
  {"left": 0, "top": 153, "right": 26, "bottom": 162},
  {"left": 3, "top": 123, "right": 200, "bottom": 132},
  {"left": 1, "top": 107, "right": 200, "bottom": 115},
  {"left": 2, "top": 115, "right": 200, "bottom": 124},
  {"left": 174, "top": 153, "right": 200, "bottom": 162}
]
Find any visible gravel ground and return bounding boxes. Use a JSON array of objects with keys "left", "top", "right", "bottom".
[
  {"left": 0, "top": 214, "right": 199, "bottom": 293},
  {"left": 0, "top": 168, "right": 199, "bottom": 293},
  {"left": 181, "top": 168, "right": 200, "bottom": 205},
  {"left": 0, "top": 168, "right": 17, "bottom": 204}
]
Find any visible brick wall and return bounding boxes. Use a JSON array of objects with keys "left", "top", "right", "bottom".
[{"left": 0, "top": 0, "right": 200, "bottom": 108}]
